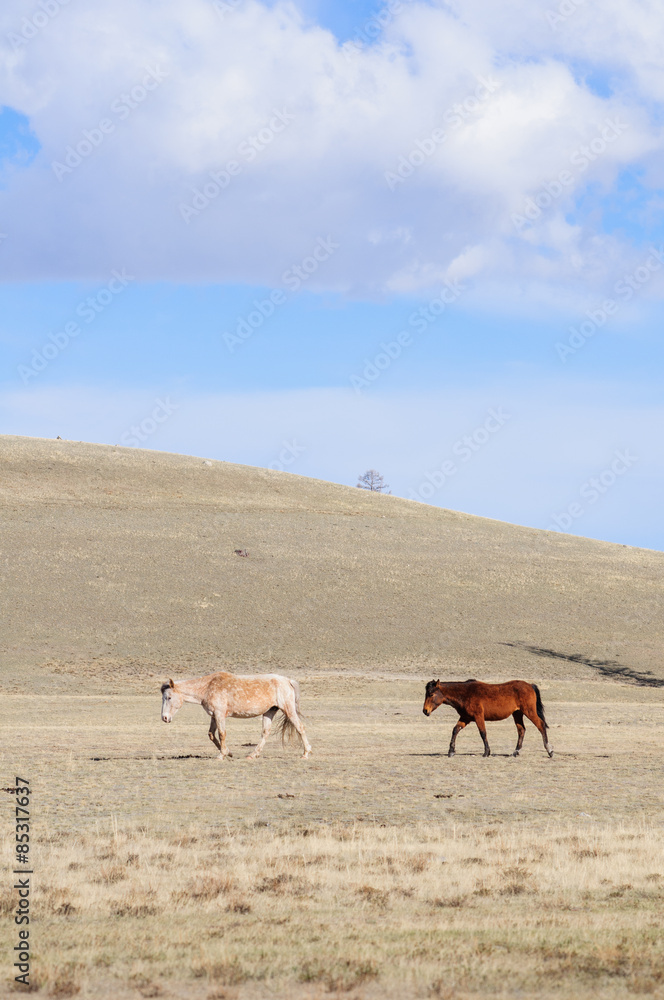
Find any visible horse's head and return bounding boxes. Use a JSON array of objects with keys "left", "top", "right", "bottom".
[
  {"left": 422, "top": 679, "right": 443, "bottom": 716},
  {"left": 161, "top": 679, "right": 184, "bottom": 723}
]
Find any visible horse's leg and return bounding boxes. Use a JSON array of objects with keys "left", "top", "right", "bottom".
[
  {"left": 448, "top": 720, "right": 466, "bottom": 757},
  {"left": 523, "top": 707, "right": 554, "bottom": 758},
  {"left": 285, "top": 705, "right": 312, "bottom": 759},
  {"left": 247, "top": 708, "right": 278, "bottom": 760},
  {"left": 512, "top": 710, "right": 525, "bottom": 756},
  {"left": 213, "top": 710, "right": 232, "bottom": 760},
  {"left": 475, "top": 713, "right": 491, "bottom": 757},
  {"left": 208, "top": 717, "right": 222, "bottom": 752}
]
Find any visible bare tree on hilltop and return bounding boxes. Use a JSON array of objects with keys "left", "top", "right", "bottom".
[{"left": 357, "top": 469, "right": 390, "bottom": 493}]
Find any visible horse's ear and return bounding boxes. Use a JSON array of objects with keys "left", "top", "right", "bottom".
[
  {"left": 168, "top": 678, "right": 175, "bottom": 688},
  {"left": 436, "top": 679, "right": 440, "bottom": 684}
]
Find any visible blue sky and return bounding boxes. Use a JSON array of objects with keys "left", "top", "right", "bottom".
[{"left": 1, "top": 0, "right": 663, "bottom": 549}]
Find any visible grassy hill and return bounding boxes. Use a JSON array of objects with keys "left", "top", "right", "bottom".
[{"left": 2, "top": 434, "right": 663, "bottom": 692}]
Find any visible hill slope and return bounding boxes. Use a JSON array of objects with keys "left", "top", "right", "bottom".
[{"left": 1, "top": 435, "right": 662, "bottom": 692}]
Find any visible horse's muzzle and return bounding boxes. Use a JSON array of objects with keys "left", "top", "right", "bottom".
[
  {"left": 161, "top": 716, "right": 171, "bottom": 723},
  {"left": 422, "top": 708, "right": 430, "bottom": 716}
]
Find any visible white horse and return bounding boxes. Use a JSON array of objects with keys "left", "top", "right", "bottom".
[{"left": 160, "top": 671, "right": 311, "bottom": 760}]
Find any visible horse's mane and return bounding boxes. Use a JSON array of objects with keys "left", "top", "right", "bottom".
[{"left": 426, "top": 678, "right": 477, "bottom": 696}]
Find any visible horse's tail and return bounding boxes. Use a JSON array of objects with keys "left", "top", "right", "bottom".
[
  {"left": 276, "top": 678, "right": 304, "bottom": 746},
  {"left": 276, "top": 713, "right": 299, "bottom": 745},
  {"left": 532, "top": 683, "right": 548, "bottom": 730}
]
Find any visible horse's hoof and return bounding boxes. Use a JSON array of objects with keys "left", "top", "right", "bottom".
[
  {"left": 512, "top": 751, "right": 520, "bottom": 757},
  {"left": 548, "top": 750, "right": 554, "bottom": 758},
  {"left": 246, "top": 754, "right": 258, "bottom": 760},
  {"left": 448, "top": 751, "right": 455, "bottom": 758},
  {"left": 483, "top": 752, "right": 490, "bottom": 758}
]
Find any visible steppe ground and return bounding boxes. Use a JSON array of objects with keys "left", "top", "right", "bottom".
[
  {"left": 2, "top": 437, "right": 664, "bottom": 999},
  {"left": 3, "top": 678, "right": 664, "bottom": 1000}
]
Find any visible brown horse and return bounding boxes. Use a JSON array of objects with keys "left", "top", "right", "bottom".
[{"left": 422, "top": 679, "right": 553, "bottom": 758}]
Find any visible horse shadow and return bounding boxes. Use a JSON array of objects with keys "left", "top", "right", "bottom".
[
  {"left": 501, "top": 641, "right": 664, "bottom": 688},
  {"left": 91, "top": 754, "right": 211, "bottom": 761},
  {"left": 407, "top": 752, "right": 516, "bottom": 758}
]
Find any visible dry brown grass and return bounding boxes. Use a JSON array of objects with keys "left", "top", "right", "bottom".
[
  {"left": 2, "top": 680, "right": 664, "bottom": 997},
  {"left": 4, "top": 819, "right": 663, "bottom": 999},
  {"left": 2, "top": 438, "right": 664, "bottom": 998},
  {"left": 2, "top": 435, "right": 663, "bottom": 691}
]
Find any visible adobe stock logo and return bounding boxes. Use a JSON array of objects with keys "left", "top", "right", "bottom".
[
  {"left": 267, "top": 440, "right": 306, "bottom": 472},
  {"left": 350, "top": 278, "right": 465, "bottom": 392},
  {"left": 512, "top": 117, "right": 628, "bottom": 232},
  {"left": 546, "top": 450, "right": 638, "bottom": 532},
  {"left": 555, "top": 246, "right": 664, "bottom": 362},
  {"left": 408, "top": 408, "right": 510, "bottom": 502},
  {"left": 223, "top": 237, "right": 338, "bottom": 352},
  {"left": 119, "top": 398, "right": 179, "bottom": 447},
  {"left": 51, "top": 68, "right": 169, "bottom": 182},
  {"left": 17, "top": 269, "right": 134, "bottom": 384},
  {"left": 384, "top": 76, "right": 500, "bottom": 191},
  {"left": 7, "top": 0, "right": 71, "bottom": 52},
  {"left": 179, "top": 109, "right": 295, "bottom": 223},
  {"left": 545, "top": 0, "right": 586, "bottom": 30}
]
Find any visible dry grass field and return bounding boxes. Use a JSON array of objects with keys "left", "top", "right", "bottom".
[
  {"left": 3, "top": 681, "right": 664, "bottom": 999},
  {"left": 2, "top": 435, "right": 663, "bottom": 689},
  {"left": 2, "top": 436, "right": 664, "bottom": 999}
]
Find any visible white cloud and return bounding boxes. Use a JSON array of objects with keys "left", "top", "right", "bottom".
[{"left": 0, "top": 0, "right": 663, "bottom": 299}]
